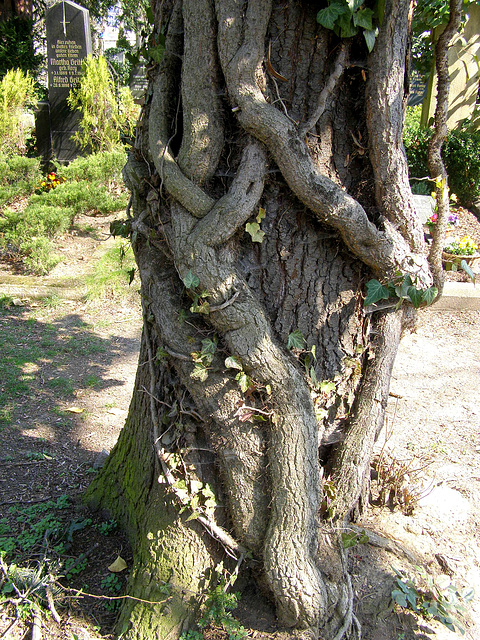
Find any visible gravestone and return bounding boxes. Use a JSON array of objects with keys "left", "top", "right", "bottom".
[
  {"left": 130, "top": 62, "right": 148, "bottom": 104},
  {"left": 407, "top": 72, "right": 427, "bottom": 108},
  {"left": 45, "top": 0, "right": 92, "bottom": 162},
  {"left": 413, "top": 194, "right": 435, "bottom": 226}
]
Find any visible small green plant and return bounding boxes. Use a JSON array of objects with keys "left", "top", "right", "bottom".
[
  {"left": 189, "top": 338, "right": 217, "bottom": 383},
  {"left": 179, "top": 630, "right": 203, "bottom": 640},
  {"left": 64, "top": 556, "right": 88, "bottom": 579},
  {"left": 364, "top": 273, "right": 438, "bottom": 309},
  {"left": 392, "top": 566, "right": 474, "bottom": 634},
  {"left": 46, "top": 376, "right": 75, "bottom": 396},
  {"left": 245, "top": 207, "right": 266, "bottom": 243},
  {"left": 0, "top": 68, "right": 38, "bottom": 152},
  {"left": 0, "top": 294, "right": 14, "bottom": 309},
  {"left": 94, "top": 519, "right": 118, "bottom": 535},
  {"left": 341, "top": 528, "right": 369, "bottom": 549},
  {"left": 198, "top": 569, "right": 247, "bottom": 640},
  {"left": 100, "top": 573, "right": 122, "bottom": 593},
  {"left": 85, "top": 374, "right": 102, "bottom": 388},
  {"left": 1, "top": 496, "right": 70, "bottom": 559},
  {"left": 26, "top": 451, "right": 54, "bottom": 461},
  {"left": 224, "top": 355, "right": 253, "bottom": 393},
  {"left": 287, "top": 330, "right": 319, "bottom": 387},
  {"left": 182, "top": 271, "right": 211, "bottom": 315},
  {"left": 444, "top": 235, "right": 479, "bottom": 257},
  {"left": 316, "top": 0, "right": 378, "bottom": 52}
]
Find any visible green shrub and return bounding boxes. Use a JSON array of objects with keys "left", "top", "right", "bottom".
[
  {"left": 0, "top": 148, "right": 129, "bottom": 274},
  {"left": 62, "top": 148, "right": 127, "bottom": 187},
  {"left": 21, "top": 237, "right": 62, "bottom": 275},
  {"left": 403, "top": 109, "right": 480, "bottom": 206},
  {"left": 67, "top": 55, "right": 138, "bottom": 152},
  {"left": 29, "top": 181, "right": 127, "bottom": 217},
  {"left": 443, "top": 130, "right": 480, "bottom": 206},
  {"left": 0, "top": 68, "right": 38, "bottom": 153},
  {"left": 0, "top": 153, "right": 42, "bottom": 206},
  {"left": 0, "top": 203, "right": 72, "bottom": 274}
]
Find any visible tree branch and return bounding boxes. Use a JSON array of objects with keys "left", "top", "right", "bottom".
[
  {"left": 216, "top": 0, "right": 431, "bottom": 283},
  {"left": 192, "top": 140, "right": 268, "bottom": 247},
  {"left": 177, "top": 0, "right": 224, "bottom": 184},
  {"left": 428, "top": 0, "right": 463, "bottom": 294},
  {"left": 299, "top": 42, "right": 348, "bottom": 138},
  {"left": 366, "top": 0, "right": 426, "bottom": 253},
  {"left": 148, "top": 3, "right": 215, "bottom": 218},
  {"left": 329, "top": 309, "right": 403, "bottom": 519}
]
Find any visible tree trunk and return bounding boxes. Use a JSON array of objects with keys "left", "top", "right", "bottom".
[{"left": 86, "top": 1, "right": 439, "bottom": 638}]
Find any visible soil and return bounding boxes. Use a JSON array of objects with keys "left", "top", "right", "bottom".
[{"left": 0, "top": 209, "right": 479, "bottom": 639}]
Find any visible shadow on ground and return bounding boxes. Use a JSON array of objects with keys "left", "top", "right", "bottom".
[{"left": 0, "top": 305, "right": 140, "bottom": 504}]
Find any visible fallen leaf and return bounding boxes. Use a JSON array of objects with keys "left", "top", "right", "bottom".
[
  {"left": 108, "top": 556, "right": 127, "bottom": 572},
  {"left": 66, "top": 406, "right": 84, "bottom": 414}
]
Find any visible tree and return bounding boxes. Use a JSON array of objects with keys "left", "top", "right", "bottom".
[{"left": 85, "top": 1, "right": 460, "bottom": 638}]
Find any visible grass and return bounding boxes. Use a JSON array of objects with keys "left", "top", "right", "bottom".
[
  {"left": 0, "top": 304, "right": 115, "bottom": 428},
  {"left": 84, "top": 240, "right": 137, "bottom": 302}
]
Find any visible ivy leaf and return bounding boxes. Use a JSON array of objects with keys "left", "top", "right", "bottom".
[
  {"left": 201, "top": 484, "right": 216, "bottom": 500},
  {"left": 347, "top": 0, "right": 364, "bottom": 9},
  {"left": 191, "top": 365, "right": 209, "bottom": 382},
  {"left": 235, "top": 372, "right": 251, "bottom": 393},
  {"left": 421, "top": 286, "right": 438, "bottom": 306},
  {"left": 364, "top": 279, "right": 391, "bottom": 306},
  {"left": 353, "top": 7, "right": 374, "bottom": 30},
  {"left": 317, "top": 3, "right": 349, "bottom": 30},
  {"left": 406, "top": 286, "right": 424, "bottom": 308},
  {"left": 363, "top": 28, "right": 378, "bottom": 52},
  {"left": 319, "top": 381, "right": 336, "bottom": 394},
  {"left": 225, "top": 355, "right": 243, "bottom": 370},
  {"left": 190, "top": 300, "right": 210, "bottom": 314},
  {"left": 147, "top": 43, "right": 165, "bottom": 64},
  {"left": 127, "top": 268, "right": 135, "bottom": 285},
  {"left": 201, "top": 338, "right": 217, "bottom": 354},
  {"left": 256, "top": 207, "right": 266, "bottom": 223},
  {"left": 341, "top": 532, "right": 359, "bottom": 549},
  {"left": 337, "top": 12, "right": 358, "bottom": 38},
  {"left": 287, "top": 329, "right": 305, "bottom": 350},
  {"left": 183, "top": 270, "right": 200, "bottom": 289},
  {"left": 395, "top": 274, "right": 413, "bottom": 299},
  {"left": 245, "top": 222, "right": 265, "bottom": 243}
]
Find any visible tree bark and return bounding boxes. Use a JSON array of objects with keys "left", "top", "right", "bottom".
[
  {"left": 427, "top": 0, "right": 463, "bottom": 293},
  {"left": 86, "top": 1, "right": 440, "bottom": 638}
]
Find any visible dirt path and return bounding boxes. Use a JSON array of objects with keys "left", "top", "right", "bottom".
[
  {"left": 0, "top": 215, "right": 142, "bottom": 639},
  {"left": 1, "top": 213, "right": 480, "bottom": 639},
  {"left": 354, "top": 306, "right": 480, "bottom": 640}
]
